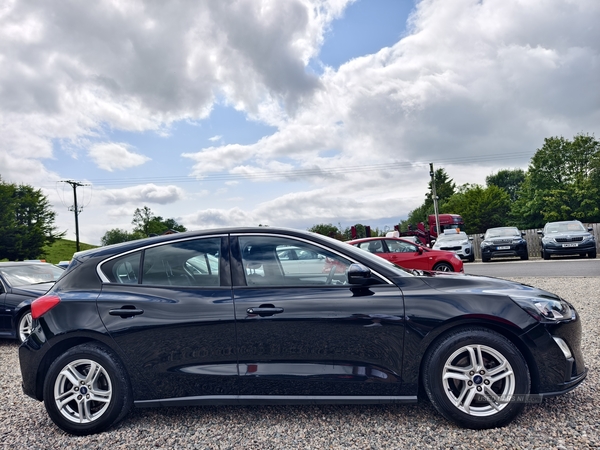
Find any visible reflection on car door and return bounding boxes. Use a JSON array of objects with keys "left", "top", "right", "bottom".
[
  {"left": 231, "top": 234, "right": 407, "bottom": 397},
  {"left": 97, "top": 236, "right": 237, "bottom": 399}
]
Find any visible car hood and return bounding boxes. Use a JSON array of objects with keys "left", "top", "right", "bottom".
[
  {"left": 434, "top": 238, "right": 467, "bottom": 245},
  {"left": 544, "top": 231, "right": 592, "bottom": 239},
  {"left": 485, "top": 235, "right": 521, "bottom": 242},
  {"left": 10, "top": 282, "right": 54, "bottom": 297},
  {"left": 415, "top": 271, "right": 560, "bottom": 300}
]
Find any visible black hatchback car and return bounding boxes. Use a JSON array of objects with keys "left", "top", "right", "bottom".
[
  {"left": 19, "top": 227, "right": 586, "bottom": 435},
  {"left": 538, "top": 220, "right": 597, "bottom": 259},
  {"left": 480, "top": 227, "right": 529, "bottom": 262}
]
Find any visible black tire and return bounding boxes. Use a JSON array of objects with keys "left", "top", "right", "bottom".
[
  {"left": 422, "top": 327, "right": 530, "bottom": 429},
  {"left": 542, "top": 250, "right": 550, "bottom": 260},
  {"left": 433, "top": 262, "right": 454, "bottom": 272},
  {"left": 16, "top": 309, "right": 32, "bottom": 345},
  {"left": 468, "top": 254, "right": 475, "bottom": 263},
  {"left": 481, "top": 256, "right": 490, "bottom": 262},
  {"left": 520, "top": 253, "right": 529, "bottom": 261},
  {"left": 590, "top": 251, "right": 597, "bottom": 259},
  {"left": 43, "top": 343, "right": 132, "bottom": 435}
]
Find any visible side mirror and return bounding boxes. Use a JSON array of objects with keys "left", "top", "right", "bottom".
[
  {"left": 521, "top": 231, "right": 526, "bottom": 236},
  {"left": 468, "top": 237, "right": 473, "bottom": 241},
  {"left": 588, "top": 227, "right": 593, "bottom": 232},
  {"left": 480, "top": 234, "right": 485, "bottom": 239},
  {"left": 347, "top": 263, "right": 372, "bottom": 286},
  {"left": 537, "top": 230, "right": 543, "bottom": 236},
  {"left": 417, "top": 247, "right": 423, "bottom": 255},
  {"left": 430, "top": 239, "right": 436, "bottom": 245}
]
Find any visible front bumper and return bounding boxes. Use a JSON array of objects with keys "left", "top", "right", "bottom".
[
  {"left": 481, "top": 243, "right": 528, "bottom": 259},
  {"left": 543, "top": 241, "right": 596, "bottom": 255}
]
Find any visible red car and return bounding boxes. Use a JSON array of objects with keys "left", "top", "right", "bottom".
[{"left": 347, "top": 237, "right": 464, "bottom": 272}]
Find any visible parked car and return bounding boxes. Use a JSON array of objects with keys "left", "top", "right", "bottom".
[
  {"left": 20, "top": 227, "right": 586, "bottom": 435},
  {"left": 480, "top": 227, "right": 529, "bottom": 262},
  {"left": 0, "top": 262, "right": 64, "bottom": 343},
  {"left": 538, "top": 220, "right": 597, "bottom": 259},
  {"left": 347, "top": 236, "right": 463, "bottom": 272},
  {"left": 432, "top": 229, "right": 475, "bottom": 262}
]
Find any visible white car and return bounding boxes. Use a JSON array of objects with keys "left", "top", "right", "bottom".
[{"left": 432, "top": 230, "right": 475, "bottom": 262}]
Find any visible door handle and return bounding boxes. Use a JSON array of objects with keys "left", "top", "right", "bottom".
[
  {"left": 109, "top": 307, "right": 144, "bottom": 318},
  {"left": 246, "top": 307, "right": 284, "bottom": 316}
]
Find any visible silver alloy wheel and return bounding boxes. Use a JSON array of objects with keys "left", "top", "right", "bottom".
[
  {"left": 18, "top": 311, "right": 33, "bottom": 343},
  {"left": 53, "top": 359, "right": 113, "bottom": 424},
  {"left": 434, "top": 263, "right": 452, "bottom": 272},
  {"left": 442, "top": 344, "right": 516, "bottom": 416}
]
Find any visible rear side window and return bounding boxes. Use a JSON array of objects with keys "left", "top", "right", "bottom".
[{"left": 141, "top": 238, "right": 221, "bottom": 287}]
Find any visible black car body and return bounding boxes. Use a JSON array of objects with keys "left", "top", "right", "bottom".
[
  {"left": 538, "top": 220, "right": 597, "bottom": 259},
  {"left": 0, "top": 262, "right": 63, "bottom": 343},
  {"left": 19, "top": 227, "right": 586, "bottom": 435},
  {"left": 480, "top": 227, "right": 529, "bottom": 262}
]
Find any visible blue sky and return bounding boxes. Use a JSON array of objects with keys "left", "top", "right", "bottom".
[{"left": 2, "top": 0, "right": 599, "bottom": 244}]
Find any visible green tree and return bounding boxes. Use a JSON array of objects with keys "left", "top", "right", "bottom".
[
  {"left": 308, "top": 223, "right": 343, "bottom": 240},
  {"left": 443, "top": 184, "right": 511, "bottom": 234},
  {"left": 101, "top": 206, "right": 187, "bottom": 246},
  {"left": 0, "top": 178, "right": 64, "bottom": 260},
  {"left": 512, "top": 134, "right": 600, "bottom": 227},
  {"left": 100, "top": 229, "right": 137, "bottom": 246},
  {"left": 486, "top": 169, "right": 526, "bottom": 202}
]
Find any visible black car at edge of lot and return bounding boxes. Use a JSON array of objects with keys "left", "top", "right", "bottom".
[
  {"left": 538, "top": 220, "right": 597, "bottom": 259},
  {"left": 480, "top": 227, "right": 529, "bottom": 262},
  {"left": 0, "top": 262, "right": 64, "bottom": 343},
  {"left": 19, "top": 227, "right": 586, "bottom": 435}
]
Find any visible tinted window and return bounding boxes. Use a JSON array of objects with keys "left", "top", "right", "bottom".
[
  {"left": 239, "top": 236, "right": 352, "bottom": 286},
  {"left": 142, "top": 238, "right": 221, "bottom": 287},
  {"left": 385, "top": 240, "right": 417, "bottom": 253},
  {"left": 103, "top": 252, "right": 141, "bottom": 284}
]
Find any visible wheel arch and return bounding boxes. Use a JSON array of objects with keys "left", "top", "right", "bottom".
[
  {"left": 416, "top": 320, "right": 540, "bottom": 397},
  {"left": 34, "top": 336, "right": 115, "bottom": 401}
]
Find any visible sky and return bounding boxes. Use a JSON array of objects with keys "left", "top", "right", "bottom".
[{"left": 1, "top": 0, "right": 599, "bottom": 245}]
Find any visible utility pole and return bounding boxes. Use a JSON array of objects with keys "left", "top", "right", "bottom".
[
  {"left": 61, "top": 180, "right": 88, "bottom": 252},
  {"left": 429, "top": 163, "right": 440, "bottom": 237}
]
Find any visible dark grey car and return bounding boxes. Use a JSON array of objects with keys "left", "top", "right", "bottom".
[
  {"left": 538, "top": 220, "right": 597, "bottom": 259},
  {"left": 480, "top": 227, "right": 528, "bottom": 262}
]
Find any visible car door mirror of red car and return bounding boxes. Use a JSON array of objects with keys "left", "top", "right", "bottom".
[
  {"left": 347, "top": 263, "right": 372, "bottom": 285},
  {"left": 417, "top": 247, "right": 423, "bottom": 255}
]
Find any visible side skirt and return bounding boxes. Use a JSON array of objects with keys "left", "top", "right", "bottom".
[{"left": 135, "top": 395, "right": 418, "bottom": 408}]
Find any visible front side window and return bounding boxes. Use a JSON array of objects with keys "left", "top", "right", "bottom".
[
  {"left": 239, "top": 236, "right": 352, "bottom": 286},
  {"left": 385, "top": 240, "right": 417, "bottom": 253}
]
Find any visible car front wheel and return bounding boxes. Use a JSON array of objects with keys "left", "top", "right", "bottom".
[
  {"left": 43, "top": 343, "right": 132, "bottom": 435},
  {"left": 423, "top": 328, "right": 530, "bottom": 429},
  {"left": 433, "top": 262, "right": 453, "bottom": 272}
]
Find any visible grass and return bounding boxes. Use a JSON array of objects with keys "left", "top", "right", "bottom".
[{"left": 41, "top": 238, "right": 97, "bottom": 264}]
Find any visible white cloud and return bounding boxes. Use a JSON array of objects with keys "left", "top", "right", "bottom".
[
  {"left": 88, "top": 142, "right": 151, "bottom": 171},
  {"left": 99, "top": 184, "right": 184, "bottom": 205}
]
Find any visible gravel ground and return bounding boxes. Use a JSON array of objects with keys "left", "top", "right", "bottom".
[{"left": 1, "top": 277, "right": 598, "bottom": 449}]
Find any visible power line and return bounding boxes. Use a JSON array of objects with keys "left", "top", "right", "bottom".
[
  {"left": 60, "top": 180, "right": 90, "bottom": 252},
  {"left": 44, "top": 151, "right": 534, "bottom": 188}
]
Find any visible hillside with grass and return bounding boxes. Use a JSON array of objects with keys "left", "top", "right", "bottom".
[{"left": 42, "top": 239, "right": 97, "bottom": 264}]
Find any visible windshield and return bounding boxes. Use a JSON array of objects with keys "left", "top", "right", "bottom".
[
  {"left": 485, "top": 228, "right": 519, "bottom": 238},
  {"left": 0, "top": 264, "right": 64, "bottom": 287},
  {"left": 437, "top": 232, "right": 467, "bottom": 241},
  {"left": 545, "top": 222, "right": 586, "bottom": 233}
]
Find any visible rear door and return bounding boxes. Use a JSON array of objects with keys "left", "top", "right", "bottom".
[{"left": 97, "top": 235, "right": 238, "bottom": 399}]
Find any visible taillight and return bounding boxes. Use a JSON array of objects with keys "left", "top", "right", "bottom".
[{"left": 31, "top": 295, "right": 61, "bottom": 319}]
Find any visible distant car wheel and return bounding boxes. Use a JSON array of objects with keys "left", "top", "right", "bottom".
[
  {"left": 17, "top": 310, "right": 33, "bottom": 344},
  {"left": 589, "top": 251, "right": 597, "bottom": 259},
  {"left": 542, "top": 250, "right": 550, "bottom": 260},
  {"left": 520, "top": 253, "right": 529, "bottom": 261},
  {"left": 481, "top": 256, "right": 490, "bottom": 262},
  {"left": 468, "top": 254, "right": 475, "bottom": 263},
  {"left": 43, "top": 343, "right": 132, "bottom": 436},
  {"left": 423, "top": 327, "right": 530, "bottom": 429},
  {"left": 433, "top": 262, "right": 453, "bottom": 272}
]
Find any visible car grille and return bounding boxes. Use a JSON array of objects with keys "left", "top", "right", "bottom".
[
  {"left": 493, "top": 239, "right": 513, "bottom": 244},
  {"left": 440, "top": 246, "right": 461, "bottom": 251},
  {"left": 555, "top": 237, "right": 584, "bottom": 243}
]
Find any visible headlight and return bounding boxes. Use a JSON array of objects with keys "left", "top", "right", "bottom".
[
  {"left": 460, "top": 240, "right": 468, "bottom": 245},
  {"left": 511, "top": 296, "right": 575, "bottom": 322},
  {"left": 481, "top": 240, "right": 491, "bottom": 247},
  {"left": 512, "top": 239, "right": 523, "bottom": 244}
]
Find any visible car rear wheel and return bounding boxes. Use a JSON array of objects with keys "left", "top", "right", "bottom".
[
  {"left": 423, "top": 328, "right": 530, "bottom": 429},
  {"left": 433, "top": 262, "right": 453, "bottom": 272},
  {"left": 17, "top": 310, "right": 33, "bottom": 344},
  {"left": 43, "top": 343, "right": 132, "bottom": 435}
]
